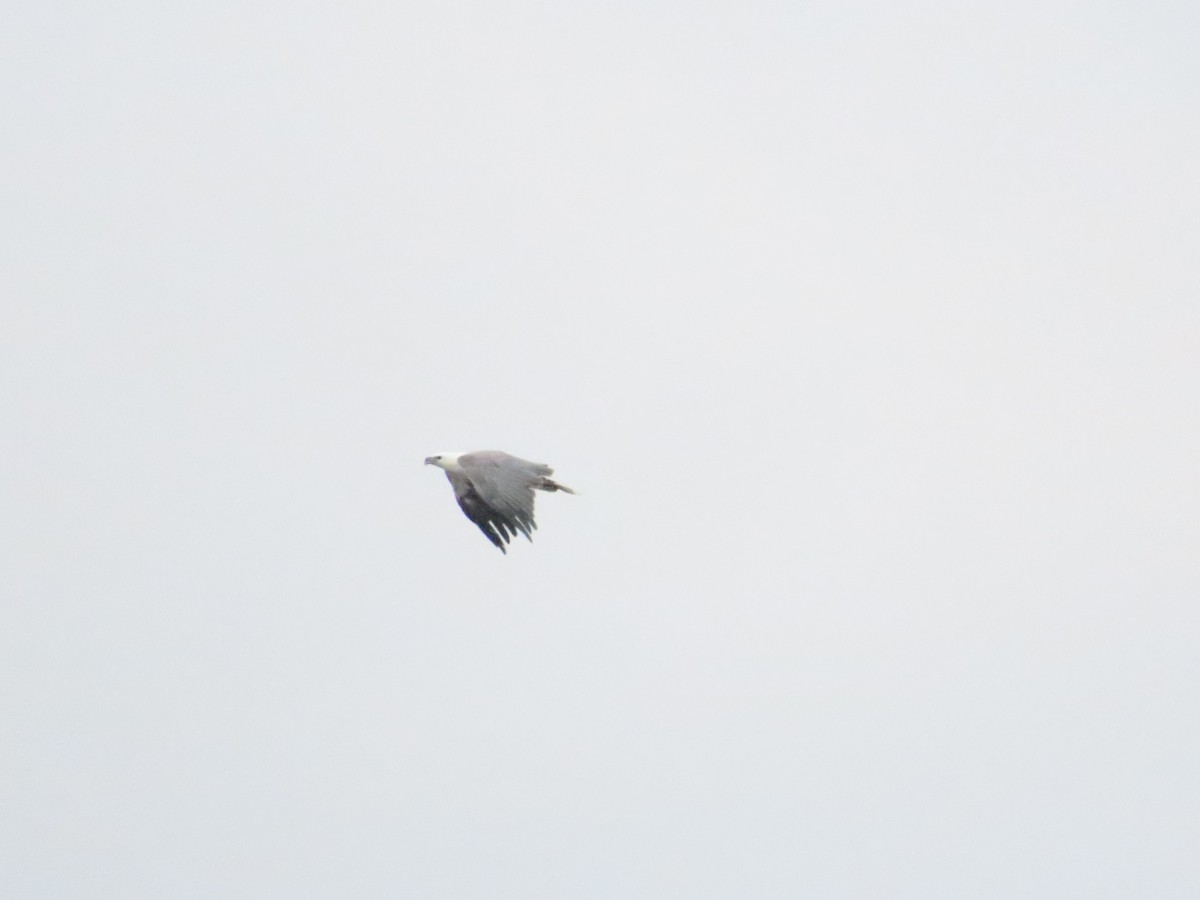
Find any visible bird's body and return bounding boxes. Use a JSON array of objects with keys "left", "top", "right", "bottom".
[{"left": 425, "top": 450, "right": 575, "bottom": 553}]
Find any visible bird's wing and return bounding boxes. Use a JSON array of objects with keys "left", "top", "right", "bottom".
[
  {"left": 445, "top": 470, "right": 516, "bottom": 553},
  {"left": 458, "top": 451, "right": 550, "bottom": 543}
]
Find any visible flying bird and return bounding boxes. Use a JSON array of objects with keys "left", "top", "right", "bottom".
[{"left": 425, "top": 450, "right": 575, "bottom": 553}]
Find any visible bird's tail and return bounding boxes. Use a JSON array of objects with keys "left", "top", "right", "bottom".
[{"left": 538, "top": 477, "right": 576, "bottom": 495}]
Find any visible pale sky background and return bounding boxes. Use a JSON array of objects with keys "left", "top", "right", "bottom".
[{"left": 2, "top": 1, "right": 1198, "bottom": 897}]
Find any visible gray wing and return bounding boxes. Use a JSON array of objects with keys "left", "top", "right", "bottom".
[
  {"left": 456, "top": 451, "right": 552, "bottom": 550},
  {"left": 445, "top": 470, "right": 516, "bottom": 553}
]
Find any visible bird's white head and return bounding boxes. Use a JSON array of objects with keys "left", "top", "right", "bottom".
[{"left": 424, "top": 452, "right": 464, "bottom": 472}]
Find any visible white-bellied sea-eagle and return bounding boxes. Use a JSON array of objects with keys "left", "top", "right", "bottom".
[{"left": 425, "top": 450, "right": 575, "bottom": 553}]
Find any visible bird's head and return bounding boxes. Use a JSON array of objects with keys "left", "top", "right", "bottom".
[{"left": 424, "top": 453, "right": 463, "bottom": 471}]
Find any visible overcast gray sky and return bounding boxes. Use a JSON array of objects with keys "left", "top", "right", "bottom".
[{"left": 3, "top": 1, "right": 1198, "bottom": 897}]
